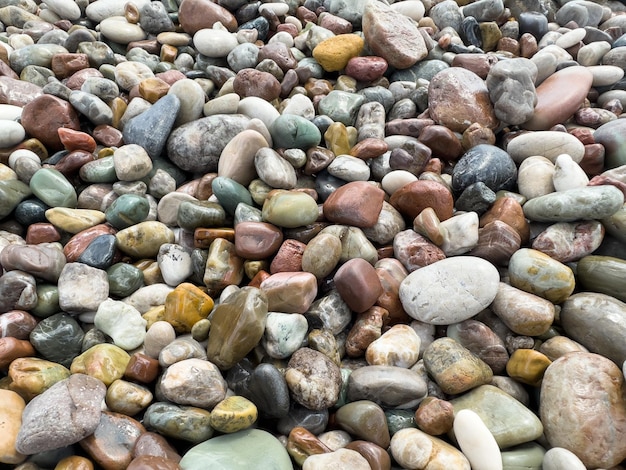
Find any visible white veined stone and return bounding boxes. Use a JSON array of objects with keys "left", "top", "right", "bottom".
[
  {"left": 542, "top": 447, "right": 586, "bottom": 470},
  {"left": 399, "top": 256, "right": 500, "bottom": 325},
  {"left": 454, "top": 409, "right": 502, "bottom": 470},
  {"left": 552, "top": 153, "right": 589, "bottom": 192},
  {"left": 86, "top": 0, "right": 150, "bottom": 22},
  {"left": 439, "top": 211, "right": 479, "bottom": 256}
]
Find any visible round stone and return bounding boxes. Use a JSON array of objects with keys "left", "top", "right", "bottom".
[{"left": 209, "top": 396, "right": 258, "bottom": 433}]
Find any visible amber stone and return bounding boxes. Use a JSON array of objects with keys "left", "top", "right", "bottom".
[
  {"left": 287, "top": 426, "right": 332, "bottom": 466},
  {"left": 0, "top": 337, "right": 36, "bottom": 369},
  {"left": 58, "top": 127, "right": 97, "bottom": 153},
  {"left": 506, "top": 349, "right": 551, "bottom": 387},
  {"left": 163, "top": 283, "right": 214, "bottom": 334},
  {"left": 124, "top": 352, "right": 160, "bottom": 384},
  {"left": 479, "top": 195, "right": 530, "bottom": 244},
  {"left": 389, "top": 180, "right": 454, "bottom": 221}
]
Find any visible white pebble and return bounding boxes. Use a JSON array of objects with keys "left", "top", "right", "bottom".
[
  {"left": 157, "top": 244, "right": 193, "bottom": 287},
  {"left": 439, "top": 211, "right": 479, "bottom": 256},
  {"left": 587, "top": 64, "right": 625, "bottom": 87},
  {"left": 553, "top": 154, "right": 589, "bottom": 192},
  {"left": 94, "top": 298, "right": 147, "bottom": 350},
  {"left": 542, "top": 447, "right": 586, "bottom": 470},
  {"left": 8, "top": 149, "right": 40, "bottom": 169},
  {"left": 123, "top": 283, "right": 174, "bottom": 314},
  {"left": 0, "top": 121, "right": 25, "bottom": 149},
  {"left": 194, "top": 28, "right": 239, "bottom": 58},
  {"left": 381, "top": 169, "right": 418, "bottom": 195},
  {"left": 327, "top": 155, "right": 371, "bottom": 182},
  {"left": 259, "top": 2, "right": 290, "bottom": 16},
  {"left": 99, "top": 16, "right": 147, "bottom": 43},
  {"left": 555, "top": 28, "right": 586, "bottom": 49},
  {"left": 0, "top": 104, "right": 23, "bottom": 121},
  {"left": 454, "top": 409, "right": 502, "bottom": 470},
  {"left": 238, "top": 96, "right": 280, "bottom": 129},
  {"left": 43, "top": 0, "right": 81, "bottom": 20}
]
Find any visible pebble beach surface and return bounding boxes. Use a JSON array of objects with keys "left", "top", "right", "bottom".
[{"left": 1, "top": 0, "right": 626, "bottom": 468}]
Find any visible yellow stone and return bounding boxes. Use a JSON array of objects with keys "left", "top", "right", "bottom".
[
  {"left": 312, "top": 34, "right": 365, "bottom": 72},
  {"left": 70, "top": 343, "right": 131, "bottom": 386},
  {"left": 45, "top": 208, "right": 106, "bottom": 234},
  {"left": 138, "top": 77, "right": 170, "bottom": 103},
  {"left": 506, "top": 349, "right": 552, "bottom": 386},
  {"left": 116, "top": 221, "right": 175, "bottom": 258},
  {"left": 54, "top": 456, "right": 95, "bottom": 470},
  {"left": 160, "top": 44, "right": 178, "bottom": 63},
  {"left": 142, "top": 304, "right": 166, "bottom": 329},
  {"left": 324, "top": 122, "right": 351, "bottom": 156},
  {"left": 105, "top": 379, "right": 153, "bottom": 416},
  {"left": 110, "top": 97, "right": 127, "bottom": 129},
  {"left": 0, "top": 389, "right": 26, "bottom": 465},
  {"left": 8, "top": 357, "right": 71, "bottom": 401},
  {"left": 209, "top": 395, "right": 258, "bottom": 433},
  {"left": 164, "top": 282, "right": 214, "bottom": 334}
]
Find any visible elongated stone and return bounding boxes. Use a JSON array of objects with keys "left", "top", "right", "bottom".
[
  {"left": 523, "top": 186, "right": 623, "bottom": 222},
  {"left": 490, "top": 282, "right": 555, "bottom": 336},
  {"left": 116, "top": 221, "right": 175, "bottom": 258},
  {"left": 576, "top": 255, "right": 626, "bottom": 302}
]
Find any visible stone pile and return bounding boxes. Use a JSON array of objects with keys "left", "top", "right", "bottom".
[{"left": 1, "top": 0, "right": 626, "bottom": 468}]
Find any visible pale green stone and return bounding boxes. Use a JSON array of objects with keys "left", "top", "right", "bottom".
[
  {"left": 268, "top": 114, "right": 321, "bottom": 150},
  {"left": 116, "top": 221, "right": 175, "bottom": 258},
  {"left": 30, "top": 168, "right": 77, "bottom": 208},
  {"left": 522, "top": 185, "right": 624, "bottom": 222},
  {"left": 577, "top": 255, "right": 626, "bottom": 302},
  {"left": 0, "top": 179, "right": 32, "bottom": 218},
  {"left": 320, "top": 225, "right": 378, "bottom": 265},
  {"left": 602, "top": 203, "right": 626, "bottom": 243},
  {"left": 144, "top": 401, "right": 214, "bottom": 444},
  {"left": 261, "top": 191, "right": 319, "bottom": 228},
  {"left": 317, "top": 90, "right": 365, "bottom": 126},
  {"left": 501, "top": 442, "right": 546, "bottom": 470},
  {"left": 450, "top": 385, "right": 543, "bottom": 449},
  {"left": 179, "top": 428, "right": 293, "bottom": 470}
]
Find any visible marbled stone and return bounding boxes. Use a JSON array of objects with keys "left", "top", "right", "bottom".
[
  {"left": 143, "top": 402, "right": 213, "bottom": 444},
  {"left": 451, "top": 144, "right": 517, "bottom": 196},
  {"left": 347, "top": 365, "right": 427, "bottom": 409},
  {"left": 70, "top": 344, "right": 130, "bottom": 386},
  {"left": 540, "top": 352, "right": 626, "bottom": 468},
  {"left": 160, "top": 358, "right": 227, "bottom": 408},
  {"left": 390, "top": 428, "right": 470, "bottom": 470},
  {"left": 490, "top": 282, "right": 554, "bottom": 336}
]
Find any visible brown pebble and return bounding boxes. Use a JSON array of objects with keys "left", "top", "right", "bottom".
[
  {"left": 414, "top": 397, "right": 455, "bottom": 436},
  {"left": 0, "top": 337, "right": 36, "bottom": 369},
  {"left": 269, "top": 239, "right": 306, "bottom": 273},
  {"left": 345, "top": 306, "right": 388, "bottom": 357},
  {"left": 233, "top": 69, "right": 281, "bottom": 101},
  {"left": 25, "top": 222, "right": 62, "bottom": 244},
  {"left": 177, "top": 0, "right": 237, "bottom": 34},
  {"left": 20, "top": 94, "right": 81, "bottom": 150},
  {"left": 323, "top": 181, "right": 385, "bottom": 228},
  {"left": 0, "top": 310, "right": 38, "bottom": 339},
  {"left": 479, "top": 196, "right": 529, "bottom": 245},
  {"left": 132, "top": 432, "right": 181, "bottom": 462},
  {"left": 124, "top": 352, "right": 160, "bottom": 384},
  {"left": 345, "top": 440, "right": 391, "bottom": 470},
  {"left": 334, "top": 258, "right": 383, "bottom": 313},
  {"left": 287, "top": 427, "right": 332, "bottom": 465},
  {"left": 127, "top": 456, "right": 181, "bottom": 470},
  {"left": 54, "top": 455, "right": 95, "bottom": 470},
  {"left": 65, "top": 68, "right": 104, "bottom": 90},
  {"left": 470, "top": 220, "right": 521, "bottom": 266},
  {"left": 50, "top": 53, "right": 90, "bottom": 79},
  {"left": 58, "top": 128, "right": 97, "bottom": 153},
  {"left": 418, "top": 125, "right": 463, "bottom": 161},
  {"left": 234, "top": 222, "right": 283, "bottom": 260},
  {"left": 389, "top": 180, "right": 454, "bottom": 221}
]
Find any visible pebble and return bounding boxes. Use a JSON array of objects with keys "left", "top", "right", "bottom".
[
  {"left": 454, "top": 409, "right": 502, "bottom": 470},
  {"left": 1, "top": 0, "right": 626, "bottom": 467}
]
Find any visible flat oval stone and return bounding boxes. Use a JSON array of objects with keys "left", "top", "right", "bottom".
[
  {"left": 269, "top": 114, "right": 322, "bottom": 150},
  {"left": 523, "top": 186, "right": 624, "bottom": 222},
  {"left": 522, "top": 66, "right": 593, "bottom": 130},
  {"left": 15, "top": 374, "right": 106, "bottom": 455},
  {"left": 302, "top": 448, "right": 371, "bottom": 470},
  {"left": 560, "top": 292, "right": 626, "bottom": 366},
  {"left": 490, "top": 282, "right": 555, "bottom": 336},
  {"left": 542, "top": 447, "right": 586, "bottom": 470},
  {"left": 218, "top": 129, "right": 267, "bottom": 186},
  {"left": 29, "top": 168, "right": 77, "bottom": 208},
  {"left": 262, "top": 190, "right": 319, "bottom": 228},
  {"left": 159, "top": 358, "right": 227, "bottom": 408},
  {"left": 347, "top": 365, "right": 428, "bottom": 409},
  {"left": 540, "top": 352, "right": 626, "bottom": 468},
  {"left": 179, "top": 429, "right": 292, "bottom": 470},
  {"left": 506, "top": 131, "right": 585, "bottom": 164},
  {"left": 143, "top": 402, "right": 213, "bottom": 444},
  {"left": 508, "top": 248, "right": 574, "bottom": 304},
  {"left": 454, "top": 409, "right": 502, "bottom": 470},
  {"left": 210, "top": 396, "right": 258, "bottom": 433},
  {"left": 0, "top": 243, "right": 66, "bottom": 282},
  {"left": 450, "top": 384, "right": 544, "bottom": 449},
  {"left": 451, "top": 144, "right": 517, "bottom": 196},
  {"left": 399, "top": 256, "right": 500, "bottom": 325},
  {"left": 323, "top": 181, "right": 385, "bottom": 228}
]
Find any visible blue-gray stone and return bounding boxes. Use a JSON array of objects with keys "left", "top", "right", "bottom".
[
  {"left": 451, "top": 144, "right": 517, "bottom": 196},
  {"left": 124, "top": 94, "right": 181, "bottom": 159},
  {"left": 29, "top": 313, "right": 85, "bottom": 368},
  {"left": 77, "top": 234, "right": 118, "bottom": 270}
]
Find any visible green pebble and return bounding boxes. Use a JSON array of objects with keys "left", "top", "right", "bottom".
[
  {"left": 577, "top": 255, "right": 626, "bottom": 302},
  {"left": 29, "top": 168, "right": 77, "bottom": 208},
  {"left": 107, "top": 262, "right": 145, "bottom": 298},
  {"left": 30, "top": 313, "right": 85, "bottom": 368},
  {"left": 317, "top": 90, "right": 365, "bottom": 126},
  {"left": 262, "top": 190, "right": 319, "bottom": 228},
  {"left": 0, "top": 179, "right": 32, "bottom": 219},
  {"left": 501, "top": 442, "right": 546, "bottom": 470},
  {"left": 177, "top": 200, "right": 226, "bottom": 231},
  {"left": 269, "top": 114, "right": 322, "bottom": 150},
  {"left": 385, "top": 409, "right": 418, "bottom": 436},
  {"left": 144, "top": 402, "right": 214, "bottom": 444},
  {"left": 31, "top": 283, "right": 60, "bottom": 318},
  {"left": 105, "top": 193, "right": 150, "bottom": 229},
  {"left": 79, "top": 156, "right": 118, "bottom": 183},
  {"left": 211, "top": 176, "right": 253, "bottom": 216}
]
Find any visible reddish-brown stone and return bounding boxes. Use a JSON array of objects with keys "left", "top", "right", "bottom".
[
  {"left": 55, "top": 150, "right": 97, "bottom": 177},
  {"left": 258, "top": 42, "right": 298, "bottom": 73},
  {"left": 334, "top": 258, "right": 383, "bottom": 313},
  {"left": 124, "top": 352, "right": 160, "bottom": 384},
  {"left": 479, "top": 196, "right": 529, "bottom": 244},
  {"left": 588, "top": 174, "right": 626, "bottom": 198},
  {"left": 194, "top": 228, "right": 235, "bottom": 249},
  {"left": 345, "top": 440, "right": 391, "bottom": 470},
  {"left": 579, "top": 143, "right": 605, "bottom": 177},
  {"left": 345, "top": 306, "right": 388, "bottom": 358},
  {"left": 418, "top": 125, "right": 463, "bottom": 161},
  {"left": 414, "top": 397, "right": 455, "bottom": 436},
  {"left": 0, "top": 310, "right": 38, "bottom": 340},
  {"left": 127, "top": 456, "right": 181, "bottom": 470},
  {"left": 64, "top": 68, "right": 104, "bottom": 90},
  {"left": 323, "top": 181, "right": 385, "bottom": 228},
  {"left": 350, "top": 138, "right": 388, "bottom": 160},
  {"left": 25, "top": 222, "right": 62, "bottom": 245},
  {"left": 58, "top": 127, "right": 97, "bottom": 153},
  {"left": 234, "top": 221, "right": 284, "bottom": 259},
  {"left": 20, "top": 94, "right": 81, "bottom": 150},
  {"left": 132, "top": 432, "right": 181, "bottom": 462},
  {"left": 178, "top": 0, "right": 237, "bottom": 34},
  {"left": 470, "top": 220, "right": 521, "bottom": 266},
  {"left": 0, "top": 337, "right": 36, "bottom": 369},
  {"left": 451, "top": 53, "right": 494, "bottom": 79},
  {"left": 375, "top": 258, "right": 410, "bottom": 324},
  {"left": 64, "top": 224, "right": 117, "bottom": 262},
  {"left": 318, "top": 12, "right": 353, "bottom": 34},
  {"left": 51, "top": 53, "right": 90, "bottom": 79},
  {"left": 389, "top": 180, "right": 454, "bottom": 221},
  {"left": 92, "top": 125, "right": 124, "bottom": 147},
  {"left": 345, "top": 56, "right": 388, "bottom": 82},
  {"left": 233, "top": 69, "right": 281, "bottom": 102},
  {"left": 270, "top": 239, "right": 306, "bottom": 274},
  {"left": 0, "top": 60, "right": 20, "bottom": 80}
]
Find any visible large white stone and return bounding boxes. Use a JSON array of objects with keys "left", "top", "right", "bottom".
[
  {"left": 542, "top": 447, "right": 586, "bottom": 470},
  {"left": 94, "top": 298, "right": 147, "bottom": 350},
  {"left": 399, "top": 257, "right": 500, "bottom": 325},
  {"left": 506, "top": 131, "right": 584, "bottom": 164},
  {"left": 43, "top": 0, "right": 81, "bottom": 20},
  {"left": 99, "top": 16, "right": 147, "bottom": 44},
  {"left": 0, "top": 121, "right": 25, "bottom": 149},
  {"left": 194, "top": 28, "right": 239, "bottom": 58},
  {"left": 552, "top": 153, "right": 588, "bottom": 192},
  {"left": 454, "top": 409, "right": 502, "bottom": 470}
]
